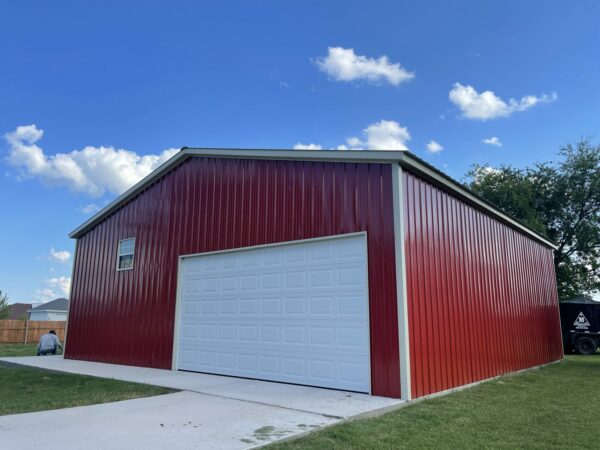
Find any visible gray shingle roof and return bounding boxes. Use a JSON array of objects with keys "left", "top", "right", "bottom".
[{"left": 30, "top": 298, "right": 69, "bottom": 312}]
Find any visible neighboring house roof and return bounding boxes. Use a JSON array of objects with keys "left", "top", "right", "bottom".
[
  {"left": 68, "top": 148, "right": 558, "bottom": 250},
  {"left": 8, "top": 303, "right": 32, "bottom": 320},
  {"left": 28, "top": 298, "right": 69, "bottom": 313},
  {"left": 561, "top": 296, "right": 600, "bottom": 304}
]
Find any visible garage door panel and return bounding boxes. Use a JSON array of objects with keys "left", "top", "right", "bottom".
[
  {"left": 179, "top": 348, "right": 369, "bottom": 391},
  {"left": 284, "top": 296, "right": 306, "bottom": 314},
  {"left": 241, "top": 275, "right": 259, "bottom": 291},
  {"left": 181, "top": 317, "right": 335, "bottom": 326},
  {"left": 179, "top": 338, "right": 368, "bottom": 355},
  {"left": 179, "top": 342, "right": 369, "bottom": 358},
  {"left": 177, "top": 234, "right": 370, "bottom": 393},
  {"left": 181, "top": 293, "right": 365, "bottom": 319},
  {"left": 185, "top": 260, "right": 365, "bottom": 281},
  {"left": 239, "top": 299, "right": 259, "bottom": 314}
]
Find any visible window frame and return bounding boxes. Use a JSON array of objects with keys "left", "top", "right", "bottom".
[{"left": 116, "top": 237, "right": 135, "bottom": 271}]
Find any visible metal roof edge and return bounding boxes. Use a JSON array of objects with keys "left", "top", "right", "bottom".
[
  {"left": 69, "top": 148, "right": 407, "bottom": 238},
  {"left": 69, "top": 147, "right": 557, "bottom": 250},
  {"left": 69, "top": 149, "right": 190, "bottom": 238},
  {"left": 183, "top": 147, "right": 407, "bottom": 163},
  {"left": 397, "top": 152, "right": 558, "bottom": 250}
]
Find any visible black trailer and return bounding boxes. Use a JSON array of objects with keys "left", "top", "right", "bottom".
[{"left": 560, "top": 297, "right": 600, "bottom": 355}]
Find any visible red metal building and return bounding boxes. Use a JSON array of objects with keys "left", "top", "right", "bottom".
[{"left": 66, "top": 149, "right": 563, "bottom": 400}]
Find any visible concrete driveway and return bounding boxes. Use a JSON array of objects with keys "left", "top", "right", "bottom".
[{"left": 0, "top": 356, "right": 404, "bottom": 449}]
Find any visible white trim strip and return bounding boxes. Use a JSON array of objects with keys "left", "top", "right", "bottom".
[
  {"left": 63, "top": 238, "right": 77, "bottom": 354},
  {"left": 171, "top": 254, "right": 185, "bottom": 371},
  {"left": 362, "top": 231, "right": 373, "bottom": 395},
  {"left": 392, "top": 164, "right": 412, "bottom": 401},
  {"left": 182, "top": 147, "right": 406, "bottom": 163},
  {"left": 177, "top": 231, "right": 368, "bottom": 260}
]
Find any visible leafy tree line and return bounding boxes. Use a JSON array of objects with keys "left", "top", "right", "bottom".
[
  {"left": 0, "top": 290, "right": 10, "bottom": 319},
  {"left": 466, "top": 140, "right": 600, "bottom": 300}
]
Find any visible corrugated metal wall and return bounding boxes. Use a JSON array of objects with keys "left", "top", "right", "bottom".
[
  {"left": 403, "top": 171, "right": 563, "bottom": 398},
  {"left": 66, "top": 158, "right": 401, "bottom": 398}
]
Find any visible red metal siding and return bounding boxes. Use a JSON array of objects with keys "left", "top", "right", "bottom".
[
  {"left": 403, "top": 171, "right": 563, "bottom": 398},
  {"left": 66, "top": 158, "right": 401, "bottom": 398}
]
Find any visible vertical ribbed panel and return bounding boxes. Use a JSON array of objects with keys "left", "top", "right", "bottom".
[
  {"left": 403, "top": 171, "right": 563, "bottom": 398},
  {"left": 66, "top": 158, "right": 401, "bottom": 398}
]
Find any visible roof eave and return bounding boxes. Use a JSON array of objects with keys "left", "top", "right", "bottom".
[
  {"left": 69, "top": 148, "right": 407, "bottom": 238},
  {"left": 69, "top": 149, "right": 190, "bottom": 238},
  {"left": 397, "top": 152, "right": 558, "bottom": 250},
  {"left": 69, "top": 148, "right": 557, "bottom": 250}
]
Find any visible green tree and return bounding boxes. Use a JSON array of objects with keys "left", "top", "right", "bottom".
[
  {"left": 467, "top": 140, "right": 600, "bottom": 300},
  {"left": 0, "top": 291, "right": 10, "bottom": 319}
]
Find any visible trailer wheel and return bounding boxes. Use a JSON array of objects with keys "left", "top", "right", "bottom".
[{"left": 576, "top": 337, "right": 598, "bottom": 355}]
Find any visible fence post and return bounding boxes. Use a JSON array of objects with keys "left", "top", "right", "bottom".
[{"left": 24, "top": 320, "right": 29, "bottom": 344}]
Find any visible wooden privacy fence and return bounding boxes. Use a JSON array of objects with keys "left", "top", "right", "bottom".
[{"left": 0, "top": 320, "right": 67, "bottom": 344}]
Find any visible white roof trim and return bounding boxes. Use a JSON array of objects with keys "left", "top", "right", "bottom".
[
  {"left": 181, "top": 148, "right": 408, "bottom": 163},
  {"left": 69, "top": 148, "right": 557, "bottom": 249}
]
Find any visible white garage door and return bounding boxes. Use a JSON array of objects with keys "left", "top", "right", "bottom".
[{"left": 175, "top": 233, "right": 371, "bottom": 393}]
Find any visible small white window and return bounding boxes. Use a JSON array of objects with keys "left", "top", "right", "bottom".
[{"left": 117, "top": 238, "right": 135, "bottom": 270}]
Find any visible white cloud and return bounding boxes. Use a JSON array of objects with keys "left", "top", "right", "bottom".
[
  {"left": 35, "top": 288, "right": 58, "bottom": 302},
  {"left": 81, "top": 203, "right": 100, "bottom": 214},
  {"left": 34, "top": 276, "right": 71, "bottom": 302},
  {"left": 4, "top": 125, "right": 179, "bottom": 197},
  {"left": 293, "top": 120, "right": 411, "bottom": 152},
  {"left": 48, "top": 276, "right": 71, "bottom": 297},
  {"left": 426, "top": 140, "right": 444, "bottom": 154},
  {"left": 49, "top": 247, "right": 71, "bottom": 263},
  {"left": 448, "top": 83, "right": 557, "bottom": 120},
  {"left": 293, "top": 143, "right": 323, "bottom": 150},
  {"left": 316, "top": 47, "right": 415, "bottom": 86},
  {"left": 482, "top": 136, "right": 502, "bottom": 147},
  {"left": 33, "top": 273, "right": 72, "bottom": 302},
  {"left": 345, "top": 120, "right": 411, "bottom": 150}
]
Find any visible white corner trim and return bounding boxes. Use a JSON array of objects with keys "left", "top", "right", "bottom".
[
  {"left": 392, "top": 164, "right": 412, "bottom": 401},
  {"left": 171, "top": 256, "right": 185, "bottom": 371},
  {"left": 63, "top": 238, "right": 78, "bottom": 354}
]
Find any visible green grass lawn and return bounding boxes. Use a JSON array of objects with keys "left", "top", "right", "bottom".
[
  {"left": 0, "top": 344, "right": 176, "bottom": 416},
  {"left": 271, "top": 355, "right": 599, "bottom": 449},
  {"left": 0, "top": 343, "right": 39, "bottom": 357}
]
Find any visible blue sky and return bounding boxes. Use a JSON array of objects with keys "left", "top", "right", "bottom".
[{"left": 1, "top": 1, "right": 599, "bottom": 303}]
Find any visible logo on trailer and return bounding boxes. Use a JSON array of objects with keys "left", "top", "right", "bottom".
[{"left": 573, "top": 312, "right": 590, "bottom": 330}]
